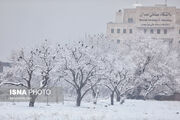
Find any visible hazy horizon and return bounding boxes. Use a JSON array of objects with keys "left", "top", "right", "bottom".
[{"left": 0, "top": 0, "right": 180, "bottom": 62}]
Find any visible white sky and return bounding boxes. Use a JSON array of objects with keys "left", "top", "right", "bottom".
[{"left": 0, "top": 0, "right": 180, "bottom": 61}]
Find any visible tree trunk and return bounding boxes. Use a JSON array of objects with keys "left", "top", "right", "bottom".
[
  {"left": 76, "top": 91, "right": 82, "bottom": 107},
  {"left": 93, "top": 94, "right": 97, "bottom": 105},
  {"left": 144, "top": 91, "right": 151, "bottom": 100},
  {"left": 92, "top": 90, "right": 97, "bottom": 104},
  {"left": 115, "top": 89, "right": 120, "bottom": 102},
  {"left": 76, "top": 98, "right": 81, "bottom": 107},
  {"left": 110, "top": 92, "right": 114, "bottom": 105},
  {"left": 29, "top": 94, "right": 37, "bottom": 107},
  {"left": 46, "top": 96, "right": 49, "bottom": 106},
  {"left": 116, "top": 95, "right": 120, "bottom": 102},
  {"left": 144, "top": 94, "right": 149, "bottom": 100}
]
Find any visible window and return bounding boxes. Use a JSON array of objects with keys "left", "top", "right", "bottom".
[
  {"left": 111, "top": 29, "right": 114, "bottom": 33},
  {"left": 123, "top": 29, "right": 126, "bottom": 33},
  {"left": 150, "top": 29, "right": 154, "bottom": 34},
  {"left": 128, "top": 18, "right": 133, "bottom": 23},
  {"left": 179, "top": 29, "right": 180, "bottom": 34},
  {"left": 157, "top": 29, "right": 161, "bottom": 34},
  {"left": 164, "top": 29, "right": 167, "bottom": 34},
  {"left": 117, "top": 29, "right": 120, "bottom": 33},
  {"left": 117, "top": 39, "right": 120, "bottom": 44},
  {"left": 144, "top": 29, "right": 147, "bottom": 34},
  {"left": 129, "top": 29, "right": 133, "bottom": 34}
]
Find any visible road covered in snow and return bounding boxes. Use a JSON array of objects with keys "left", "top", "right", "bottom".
[{"left": 0, "top": 100, "right": 180, "bottom": 120}]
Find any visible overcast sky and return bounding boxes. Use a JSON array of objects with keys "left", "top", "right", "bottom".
[{"left": 0, "top": 0, "right": 180, "bottom": 61}]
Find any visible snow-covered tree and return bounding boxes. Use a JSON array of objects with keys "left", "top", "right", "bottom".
[
  {"left": 90, "top": 85, "right": 100, "bottom": 105},
  {"left": 0, "top": 49, "right": 38, "bottom": 106},
  {"left": 31, "top": 40, "right": 59, "bottom": 106},
  {"left": 58, "top": 42, "right": 102, "bottom": 106},
  {"left": 87, "top": 34, "right": 180, "bottom": 100},
  {"left": 130, "top": 38, "right": 180, "bottom": 99},
  {"left": 101, "top": 53, "right": 135, "bottom": 105},
  {"left": 0, "top": 40, "right": 59, "bottom": 107}
]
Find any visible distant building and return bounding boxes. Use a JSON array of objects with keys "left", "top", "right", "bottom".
[
  {"left": 107, "top": 4, "right": 180, "bottom": 48},
  {"left": 0, "top": 61, "right": 11, "bottom": 73}
]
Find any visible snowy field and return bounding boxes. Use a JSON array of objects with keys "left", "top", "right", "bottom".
[{"left": 0, "top": 100, "right": 180, "bottom": 120}]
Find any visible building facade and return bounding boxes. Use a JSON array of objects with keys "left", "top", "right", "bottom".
[
  {"left": 0, "top": 61, "right": 10, "bottom": 73},
  {"left": 107, "top": 4, "right": 180, "bottom": 48}
]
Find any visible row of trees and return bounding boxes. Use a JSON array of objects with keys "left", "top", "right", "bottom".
[{"left": 0, "top": 35, "right": 179, "bottom": 107}]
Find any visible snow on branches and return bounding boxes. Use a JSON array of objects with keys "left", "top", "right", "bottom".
[{"left": 58, "top": 41, "right": 103, "bottom": 106}]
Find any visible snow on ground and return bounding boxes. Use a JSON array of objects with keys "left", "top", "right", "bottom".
[{"left": 0, "top": 100, "right": 180, "bottom": 120}]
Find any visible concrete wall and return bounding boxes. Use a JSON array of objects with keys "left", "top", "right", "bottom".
[
  {"left": 123, "top": 9, "right": 136, "bottom": 24},
  {"left": 176, "top": 9, "right": 180, "bottom": 24},
  {"left": 115, "top": 10, "right": 123, "bottom": 23}
]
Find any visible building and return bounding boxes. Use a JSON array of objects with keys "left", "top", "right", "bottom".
[
  {"left": 107, "top": 4, "right": 180, "bottom": 48},
  {"left": 0, "top": 61, "right": 10, "bottom": 73}
]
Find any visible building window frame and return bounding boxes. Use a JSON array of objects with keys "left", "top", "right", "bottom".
[
  {"left": 129, "top": 29, "right": 133, "bottom": 34},
  {"left": 117, "top": 39, "right": 120, "bottom": 44},
  {"left": 111, "top": 28, "right": 114, "bottom": 33},
  {"left": 123, "top": 29, "right": 126, "bottom": 33},
  {"left": 117, "top": 29, "right": 120, "bottom": 33},
  {"left": 128, "top": 18, "right": 133, "bottom": 23},
  {"left": 157, "top": 29, "right": 161, "bottom": 34},
  {"left": 144, "top": 29, "right": 147, "bottom": 34},
  {"left": 150, "top": 29, "right": 154, "bottom": 34}
]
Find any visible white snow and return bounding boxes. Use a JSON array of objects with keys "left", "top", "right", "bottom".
[{"left": 0, "top": 99, "right": 180, "bottom": 120}]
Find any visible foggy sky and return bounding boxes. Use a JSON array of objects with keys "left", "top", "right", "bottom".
[{"left": 0, "top": 0, "right": 180, "bottom": 61}]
